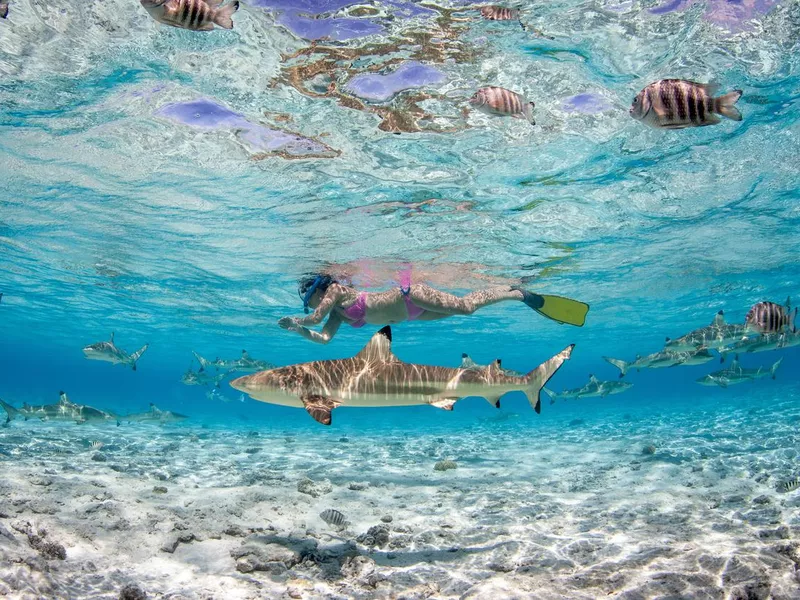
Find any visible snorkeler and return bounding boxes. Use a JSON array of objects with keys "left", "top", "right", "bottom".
[{"left": 278, "top": 274, "right": 589, "bottom": 344}]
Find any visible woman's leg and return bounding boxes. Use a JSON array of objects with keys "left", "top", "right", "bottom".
[{"left": 406, "top": 284, "right": 523, "bottom": 316}]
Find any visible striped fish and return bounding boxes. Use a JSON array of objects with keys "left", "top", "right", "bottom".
[
  {"left": 469, "top": 86, "right": 535, "bottom": 125},
  {"left": 480, "top": 6, "right": 520, "bottom": 21},
  {"left": 782, "top": 479, "right": 799, "bottom": 493},
  {"left": 140, "top": 0, "right": 239, "bottom": 31},
  {"left": 629, "top": 79, "right": 742, "bottom": 129},
  {"left": 746, "top": 299, "right": 797, "bottom": 334},
  {"left": 90, "top": 441, "right": 104, "bottom": 450},
  {"left": 319, "top": 509, "right": 347, "bottom": 528}
]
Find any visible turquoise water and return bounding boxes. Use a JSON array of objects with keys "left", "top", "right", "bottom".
[{"left": 1, "top": 0, "right": 800, "bottom": 597}]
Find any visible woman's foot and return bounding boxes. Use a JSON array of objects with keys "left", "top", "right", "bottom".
[{"left": 511, "top": 286, "right": 544, "bottom": 310}]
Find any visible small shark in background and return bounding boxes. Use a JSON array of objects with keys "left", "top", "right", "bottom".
[
  {"left": 122, "top": 403, "right": 188, "bottom": 424},
  {"left": 665, "top": 311, "right": 751, "bottom": 353},
  {"left": 83, "top": 333, "right": 149, "bottom": 371},
  {"left": 192, "top": 350, "right": 274, "bottom": 374},
  {"left": 181, "top": 366, "right": 225, "bottom": 388},
  {"left": 459, "top": 353, "right": 524, "bottom": 377},
  {"left": 719, "top": 331, "right": 800, "bottom": 362},
  {"left": 0, "top": 392, "right": 119, "bottom": 425},
  {"left": 696, "top": 356, "right": 783, "bottom": 388},
  {"left": 603, "top": 348, "right": 714, "bottom": 378},
  {"left": 231, "top": 326, "right": 574, "bottom": 425},
  {"left": 543, "top": 374, "right": 633, "bottom": 403}
]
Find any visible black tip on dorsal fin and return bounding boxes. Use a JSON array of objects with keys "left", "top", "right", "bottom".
[
  {"left": 462, "top": 353, "right": 468, "bottom": 358},
  {"left": 496, "top": 359, "right": 502, "bottom": 366},
  {"left": 378, "top": 325, "right": 392, "bottom": 342},
  {"left": 59, "top": 390, "right": 64, "bottom": 396}
]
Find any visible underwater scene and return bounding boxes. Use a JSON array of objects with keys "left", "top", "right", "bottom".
[{"left": 1, "top": 0, "right": 800, "bottom": 597}]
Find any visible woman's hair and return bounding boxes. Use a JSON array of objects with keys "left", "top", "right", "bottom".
[{"left": 298, "top": 274, "right": 335, "bottom": 298}]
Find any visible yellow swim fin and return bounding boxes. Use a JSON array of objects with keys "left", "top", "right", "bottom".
[{"left": 513, "top": 288, "right": 590, "bottom": 327}]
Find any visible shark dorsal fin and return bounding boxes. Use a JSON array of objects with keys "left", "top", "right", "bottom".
[
  {"left": 59, "top": 391, "right": 70, "bottom": 405},
  {"left": 589, "top": 374, "right": 598, "bottom": 384},
  {"left": 242, "top": 350, "right": 249, "bottom": 359},
  {"left": 714, "top": 311, "right": 725, "bottom": 326},
  {"left": 731, "top": 355, "right": 739, "bottom": 370},
  {"left": 110, "top": 332, "right": 115, "bottom": 344},
  {"left": 356, "top": 327, "right": 395, "bottom": 362}
]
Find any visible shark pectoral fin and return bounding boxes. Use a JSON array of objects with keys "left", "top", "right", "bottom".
[
  {"left": 301, "top": 395, "right": 341, "bottom": 425},
  {"left": 430, "top": 397, "right": 458, "bottom": 411},
  {"left": 718, "top": 380, "right": 728, "bottom": 388}
]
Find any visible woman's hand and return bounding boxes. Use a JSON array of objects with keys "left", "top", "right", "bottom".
[{"left": 278, "top": 316, "right": 301, "bottom": 331}]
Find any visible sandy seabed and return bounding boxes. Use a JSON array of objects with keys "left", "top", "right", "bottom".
[{"left": 1, "top": 397, "right": 800, "bottom": 600}]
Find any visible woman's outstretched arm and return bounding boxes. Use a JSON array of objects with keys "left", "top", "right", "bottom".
[{"left": 279, "top": 312, "right": 344, "bottom": 344}]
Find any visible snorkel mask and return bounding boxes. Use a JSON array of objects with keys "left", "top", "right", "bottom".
[{"left": 300, "top": 275, "right": 326, "bottom": 314}]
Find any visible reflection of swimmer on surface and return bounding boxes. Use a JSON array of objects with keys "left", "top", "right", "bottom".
[{"left": 278, "top": 273, "right": 589, "bottom": 344}]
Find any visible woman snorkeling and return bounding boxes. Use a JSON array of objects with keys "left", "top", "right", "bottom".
[{"left": 278, "top": 274, "right": 589, "bottom": 344}]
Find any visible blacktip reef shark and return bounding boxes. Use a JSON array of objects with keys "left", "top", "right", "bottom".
[
  {"left": 696, "top": 356, "right": 783, "bottom": 388},
  {"left": 0, "top": 392, "right": 119, "bottom": 425},
  {"left": 192, "top": 350, "right": 274, "bottom": 374},
  {"left": 603, "top": 348, "right": 714, "bottom": 378},
  {"left": 181, "top": 365, "right": 225, "bottom": 388},
  {"left": 664, "top": 311, "right": 751, "bottom": 353},
  {"left": 543, "top": 374, "right": 633, "bottom": 403},
  {"left": 459, "top": 353, "right": 524, "bottom": 377},
  {"left": 231, "top": 326, "right": 574, "bottom": 425},
  {"left": 83, "top": 333, "right": 149, "bottom": 371},
  {"left": 122, "top": 403, "right": 188, "bottom": 424},
  {"left": 719, "top": 331, "right": 800, "bottom": 362}
]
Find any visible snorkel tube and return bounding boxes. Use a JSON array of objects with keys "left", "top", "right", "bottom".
[{"left": 300, "top": 275, "right": 329, "bottom": 313}]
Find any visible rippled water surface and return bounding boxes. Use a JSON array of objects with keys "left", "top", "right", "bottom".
[{"left": 1, "top": 0, "right": 800, "bottom": 598}]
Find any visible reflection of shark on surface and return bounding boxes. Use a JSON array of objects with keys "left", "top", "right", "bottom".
[
  {"left": 83, "top": 333, "right": 149, "bottom": 371},
  {"left": 181, "top": 366, "right": 225, "bottom": 388},
  {"left": 231, "top": 326, "right": 574, "bottom": 425},
  {"left": 122, "top": 403, "right": 188, "bottom": 424},
  {"left": 0, "top": 392, "right": 119, "bottom": 425},
  {"left": 603, "top": 348, "right": 714, "bottom": 378},
  {"left": 665, "top": 311, "right": 750, "bottom": 353},
  {"left": 544, "top": 374, "right": 633, "bottom": 403},
  {"left": 192, "top": 350, "right": 274, "bottom": 374},
  {"left": 459, "top": 353, "right": 524, "bottom": 377},
  {"left": 696, "top": 356, "right": 782, "bottom": 388}
]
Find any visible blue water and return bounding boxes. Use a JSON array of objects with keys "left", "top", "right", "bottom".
[{"left": 1, "top": 0, "right": 800, "bottom": 597}]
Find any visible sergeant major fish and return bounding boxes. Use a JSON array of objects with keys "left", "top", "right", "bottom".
[
  {"left": 543, "top": 374, "right": 633, "bottom": 403},
  {"left": 141, "top": 0, "right": 239, "bottom": 31},
  {"left": 480, "top": 6, "right": 519, "bottom": 21},
  {"left": 469, "top": 86, "right": 535, "bottom": 125},
  {"left": 231, "top": 326, "right": 573, "bottom": 425},
  {"left": 745, "top": 298, "right": 796, "bottom": 334},
  {"left": 696, "top": 356, "right": 782, "bottom": 388},
  {"left": 83, "top": 333, "right": 149, "bottom": 371},
  {"left": 630, "top": 79, "right": 742, "bottom": 129}
]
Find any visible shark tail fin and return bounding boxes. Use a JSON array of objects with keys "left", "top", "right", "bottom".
[
  {"left": 0, "top": 398, "right": 18, "bottom": 421},
  {"left": 130, "top": 344, "right": 149, "bottom": 370},
  {"left": 771, "top": 357, "right": 783, "bottom": 379},
  {"left": 603, "top": 356, "right": 628, "bottom": 378},
  {"left": 524, "top": 344, "right": 574, "bottom": 414},
  {"left": 192, "top": 351, "right": 209, "bottom": 372}
]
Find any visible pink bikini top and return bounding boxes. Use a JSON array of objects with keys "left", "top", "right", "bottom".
[{"left": 341, "top": 289, "right": 425, "bottom": 328}]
